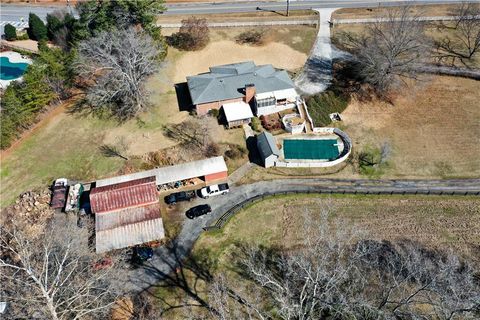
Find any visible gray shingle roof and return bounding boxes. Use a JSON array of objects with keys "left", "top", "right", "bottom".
[
  {"left": 187, "top": 61, "right": 295, "bottom": 105},
  {"left": 257, "top": 131, "right": 280, "bottom": 159}
]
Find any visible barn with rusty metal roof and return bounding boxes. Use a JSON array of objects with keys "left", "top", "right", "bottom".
[{"left": 90, "top": 176, "right": 165, "bottom": 253}]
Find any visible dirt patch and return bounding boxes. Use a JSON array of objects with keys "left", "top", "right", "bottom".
[{"left": 171, "top": 40, "right": 307, "bottom": 83}]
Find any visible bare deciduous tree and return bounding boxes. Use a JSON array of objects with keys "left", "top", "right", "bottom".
[
  {"left": 434, "top": 2, "right": 480, "bottom": 67},
  {"left": 163, "top": 117, "right": 220, "bottom": 158},
  {"left": 0, "top": 221, "right": 118, "bottom": 320},
  {"left": 75, "top": 27, "right": 165, "bottom": 120},
  {"left": 341, "top": 6, "right": 428, "bottom": 95},
  {"left": 236, "top": 209, "right": 480, "bottom": 320}
]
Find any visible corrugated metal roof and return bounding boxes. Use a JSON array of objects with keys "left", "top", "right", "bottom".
[
  {"left": 96, "top": 217, "right": 165, "bottom": 253},
  {"left": 187, "top": 62, "right": 295, "bottom": 105},
  {"left": 95, "top": 203, "right": 161, "bottom": 232},
  {"left": 257, "top": 131, "right": 280, "bottom": 159},
  {"left": 91, "top": 177, "right": 155, "bottom": 194},
  {"left": 90, "top": 179, "right": 158, "bottom": 214},
  {"left": 95, "top": 156, "right": 228, "bottom": 188}
]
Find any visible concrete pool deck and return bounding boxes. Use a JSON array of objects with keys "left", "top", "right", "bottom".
[{"left": 0, "top": 51, "right": 32, "bottom": 88}]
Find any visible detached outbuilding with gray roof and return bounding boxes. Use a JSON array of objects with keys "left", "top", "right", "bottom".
[
  {"left": 257, "top": 131, "right": 280, "bottom": 168},
  {"left": 186, "top": 61, "right": 298, "bottom": 116}
]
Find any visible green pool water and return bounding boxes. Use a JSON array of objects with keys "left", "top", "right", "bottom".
[
  {"left": 283, "top": 139, "right": 340, "bottom": 160},
  {"left": 0, "top": 56, "right": 29, "bottom": 80}
]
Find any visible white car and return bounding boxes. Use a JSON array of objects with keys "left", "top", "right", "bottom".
[{"left": 200, "top": 183, "right": 229, "bottom": 198}]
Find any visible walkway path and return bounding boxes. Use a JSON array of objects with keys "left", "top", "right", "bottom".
[
  {"left": 295, "top": 8, "right": 341, "bottom": 95},
  {"left": 124, "top": 178, "right": 480, "bottom": 292}
]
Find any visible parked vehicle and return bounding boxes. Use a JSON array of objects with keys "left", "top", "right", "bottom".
[
  {"left": 164, "top": 190, "right": 196, "bottom": 205},
  {"left": 200, "top": 183, "right": 229, "bottom": 198},
  {"left": 50, "top": 178, "right": 68, "bottom": 209},
  {"left": 65, "top": 183, "right": 84, "bottom": 212},
  {"left": 132, "top": 246, "right": 154, "bottom": 263},
  {"left": 186, "top": 204, "right": 212, "bottom": 219}
]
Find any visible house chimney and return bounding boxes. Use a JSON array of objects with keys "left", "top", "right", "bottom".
[{"left": 244, "top": 84, "right": 256, "bottom": 103}]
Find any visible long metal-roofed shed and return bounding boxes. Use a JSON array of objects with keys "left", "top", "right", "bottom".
[
  {"left": 95, "top": 156, "right": 228, "bottom": 188},
  {"left": 90, "top": 177, "right": 165, "bottom": 253},
  {"left": 257, "top": 131, "right": 280, "bottom": 168}
]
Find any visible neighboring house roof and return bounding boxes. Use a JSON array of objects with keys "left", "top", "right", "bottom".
[
  {"left": 90, "top": 177, "right": 157, "bottom": 214},
  {"left": 95, "top": 156, "right": 228, "bottom": 187},
  {"left": 187, "top": 61, "right": 295, "bottom": 105},
  {"left": 257, "top": 131, "right": 280, "bottom": 159},
  {"left": 223, "top": 101, "right": 254, "bottom": 122}
]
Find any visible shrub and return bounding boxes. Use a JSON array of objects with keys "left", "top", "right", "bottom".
[
  {"left": 357, "top": 145, "right": 389, "bottom": 177},
  {"left": 306, "top": 91, "right": 349, "bottom": 127},
  {"left": 251, "top": 117, "right": 261, "bottom": 131},
  {"left": 168, "top": 17, "right": 209, "bottom": 51},
  {"left": 205, "top": 142, "right": 220, "bottom": 157},
  {"left": 17, "top": 33, "right": 30, "bottom": 40},
  {"left": 236, "top": 30, "right": 265, "bottom": 46},
  {"left": 28, "top": 13, "right": 48, "bottom": 41},
  {"left": 208, "top": 108, "right": 220, "bottom": 118},
  {"left": 4, "top": 24, "right": 17, "bottom": 41},
  {"left": 225, "top": 144, "right": 247, "bottom": 160}
]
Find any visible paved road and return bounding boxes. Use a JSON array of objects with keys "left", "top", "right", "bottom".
[
  {"left": 0, "top": 0, "right": 474, "bottom": 33},
  {"left": 124, "top": 177, "right": 480, "bottom": 292}
]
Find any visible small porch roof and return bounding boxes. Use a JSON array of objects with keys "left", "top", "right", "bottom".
[{"left": 222, "top": 101, "right": 254, "bottom": 122}]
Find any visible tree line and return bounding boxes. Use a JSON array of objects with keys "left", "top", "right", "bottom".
[{"left": 1, "top": 0, "right": 168, "bottom": 149}]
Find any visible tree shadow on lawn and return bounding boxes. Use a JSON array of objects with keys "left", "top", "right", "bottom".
[
  {"left": 129, "top": 241, "right": 260, "bottom": 318},
  {"left": 174, "top": 82, "right": 194, "bottom": 113}
]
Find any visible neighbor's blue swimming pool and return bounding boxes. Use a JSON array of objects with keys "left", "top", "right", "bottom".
[{"left": 0, "top": 56, "right": 30, "bottom": 80}]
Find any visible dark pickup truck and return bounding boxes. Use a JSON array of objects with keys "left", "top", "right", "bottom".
[{"left": 164, "top": 190, "right": 196, "bottom": 205}]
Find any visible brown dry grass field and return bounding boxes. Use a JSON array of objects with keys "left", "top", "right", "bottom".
[
  {"left": 196, "top": 194, "right": 480, "bottom": 264},
  {"left": 340, "top": 76, "right": 480, "bottom": 179},
  {"left": 0, "top": 26, "right": 314, "bottom": 207},
  {"left": 332, "top": 3, "right": 465, "bottom": 20}
]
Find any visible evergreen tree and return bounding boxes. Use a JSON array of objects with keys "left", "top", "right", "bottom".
[
  {"left": 28, "top": 13, "right": 47, "bottom": 41},
  {"left": 46, "top": 13, "right": 63, "bottom": 40},
  {"left": 4, "top": 24, "right": 17, "bottom": 41}
]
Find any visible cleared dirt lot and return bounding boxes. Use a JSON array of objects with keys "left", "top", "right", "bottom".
[{"left": 196, "top": 194, "right": 480, "bottom": 263}]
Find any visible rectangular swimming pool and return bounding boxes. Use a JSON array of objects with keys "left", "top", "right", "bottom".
[{"left": 283, "top": 139, "right": 340, "bottom": 160}]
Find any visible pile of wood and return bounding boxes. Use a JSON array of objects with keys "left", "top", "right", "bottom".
[{"left": 1, "top": 188, "right": 54, "bottom": 238}]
